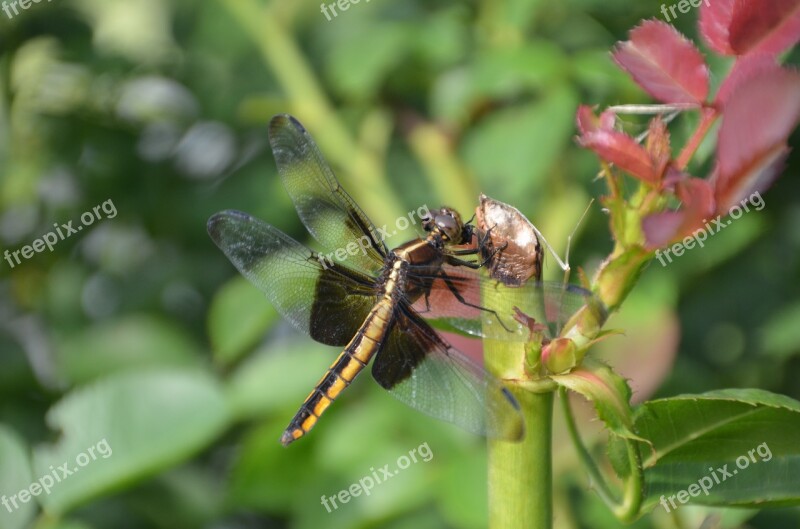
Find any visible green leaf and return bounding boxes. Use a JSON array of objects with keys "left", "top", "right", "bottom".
[
  {"left": 32, "top": 369, "right": 230, "bottom": 515},
  {"left": 410, "top": 8, "right": 468, "bottom": 68},
  {"left": 633, "top": 389, "right": 800, "bottom": 511},
  {"left": 227, "top": 422, "right": 319, "bottom": 513},
  {"left": 225, "top": 340, "right": 334, "bottom": 420},
  {"left": 32, "top": 520, "right": 94, "bottom": 529},
  {"left": 438, "top": 445, "right": 488, "bottom": 529},
  {"left": 551, "top": 359, "right": 645, "bottom": 445},
  {"left": 227, "top": 411, "right": 439, "bottom": 529},
  {"left": 461, "top": 87, "right": 578, "bottom": 198},
  {"left": 208, "top": 276, "right": 278, "bottom": 366},
  {"left": 759, "top": 300, "right": 800, "bottom": 360},
  {"left": 324, "top": 22, "right": 409, "bottom": 100},
  {"left": 431, "top": 42, "right": 566, "bottom": 126},
  {"left": 56, "top": 315, "right": 202, "bottom": 384},
  {"left": 0, "top": 426, "right": 36, "bottom": 529}
]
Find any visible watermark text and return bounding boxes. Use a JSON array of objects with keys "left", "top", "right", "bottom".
[
  {"left": 3, "top": 198, "right": 117, "bottom": 270},
  {"left": 321, "top": 442, "right": 433, "bottom": 512},
  {"left": 660, "top": 0, "right": 710, "bottom": 23},
  {"left": 656, "top": 191, "right": 764, "bottom": 267},
  {"left": 317, "top": 204, "right": 430, "bottom": 269},
  {"left": 2, "top": 438, "right": 113, "bottom": 514},
  {"left": 659, "top": 441, "right": 772, "bottom": 513},
  {"left": 320, "top": 0, "right": 371, "bottom": 21},
  {"left": 2, "top": 0, "right": 56, "bottom": 20}
]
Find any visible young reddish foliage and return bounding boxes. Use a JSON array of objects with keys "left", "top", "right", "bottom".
[
  {"left": 577, "top": 121, "right": 661, "bottom": 185},
  {"left": 714, "top": 69, "right": 800, "bottom": 214},
  {"left": 643, "top": 178, "right": 715, "bottom": 249},
  {"left": 727, "top": 0, "right": 800, "bottom": 56},
  {"left": 612, "top": 20, "right": 709, "bottom": 106},
  {"left": 579, "top": 6, "right": 800, "bottom": 249},
  {"left": 700, "top": 0, "right": 800, "bottom": 56},
  {"left": 715, "top": 54, "right": 783, "bottom": 107}
]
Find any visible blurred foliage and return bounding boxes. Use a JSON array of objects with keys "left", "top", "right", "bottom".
[{"left": 0, "top": 0, "right": 798, "bottom": 528}]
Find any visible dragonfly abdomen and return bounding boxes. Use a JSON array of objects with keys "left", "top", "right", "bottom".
[{"left": 280, "top": 298, "right": 395, "bottom": 446}]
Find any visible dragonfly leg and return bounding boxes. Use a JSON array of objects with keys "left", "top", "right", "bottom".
[{"left": 438, "top": 269, "right": 514, "bottom": 333}]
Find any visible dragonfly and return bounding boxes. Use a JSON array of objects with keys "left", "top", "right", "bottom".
[{"left": 208, "top": 114, "right": 598, "bottom": 445}]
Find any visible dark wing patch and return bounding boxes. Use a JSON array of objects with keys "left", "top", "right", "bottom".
[
  {"left": 208, "top": 210, "right": 378, "bottom": 346},
  {"left": 371, "top": 303, "right": 524, "bottom": 440}
]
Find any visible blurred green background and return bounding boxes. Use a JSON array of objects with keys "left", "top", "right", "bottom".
[{"left": 1, "top": 1, "right": 799, "bottom": 528}]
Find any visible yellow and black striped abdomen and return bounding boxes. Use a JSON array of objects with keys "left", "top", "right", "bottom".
[{"left": 280, "top": 297, "right": 396, "bottom": 446}]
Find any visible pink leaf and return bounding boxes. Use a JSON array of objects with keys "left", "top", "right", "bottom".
[
  {"left": 576, "top": 105, "right": 597, "bottom": 135},
  {"left": 579, "top": 129, "right": 658, "bottom": 183},
  {"left": 576, "top": 105, "right": 615, "bottom": 135},
  {"left": 715, "top": 54, "right": 782, "bottom": 107},
  {"left": 714, "top": 67, "right": 800, "bottom": 213},
  {"left": 700, "top": 0, "right": 800, "bottom": 56},
  {"left": 642, "top": 211, "right": 684, "bottom": 249},
  {"left": 699, "top": 0, "right": 736, "bottom": 55},
  {"left": 613, "top": 20, "right": 709, "bottom": 105},
  {"left": 729, "top": 0, "right": 800, "bottom": 56},
  {"left": 676, "top": 177, "right": 716, "bottom": 226},
  {"left": 714, "top": 146, "right": 790, "bottom": 215},
  {"left": 643, "top": 178, "right": 715, "bottom": 249}
]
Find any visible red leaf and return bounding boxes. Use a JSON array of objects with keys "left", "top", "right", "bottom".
[
  {"left": 699, "top": 0, "right": 736, "bottom": 55},
  {"left": 576, "top": 105, "right": 597, "bottom": 135},
  {"left": 715, "top": 54, "right": 783, "bottom": 107},
  {"left": 579, "top": 129, "right": 658, "bottom": 183},
  {"left": 613, "top": 20, "right": 709, "bottom": 105},
  {"left": 729, "top": 0, "right": 800, "bottom": 56},
  {"left": 643, "top": 178, "right": 715, "bottom": 249},
  {"left": 700, "top": 0, "right": 800, "bottom": 56},
  {"left": 714, "top": 146, "right": 790, "bottom": 216},
  {"left": 676, "top": 177, "right": 716, "bottom": 226},
  {"left": 576, "top": 107, "right": 662, "bottom": 183},
  {"left": 714, "top": 67, "right": 800, "bottom": 213},
  {"left": 642, "top": 211, "right": 684, "bottom": 250},
  {"left": 576, "top": 105, "right": 615, "bottom": 135}
]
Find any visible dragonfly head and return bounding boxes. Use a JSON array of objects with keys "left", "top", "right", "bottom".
[{"left": 422, "top": 207, "right": 472, "bottom": 245}]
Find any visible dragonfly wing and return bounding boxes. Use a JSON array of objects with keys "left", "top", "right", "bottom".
[
  {"left": 371, "top": 303, "right": 524, "bottom": 440},
  {"left": 208, "top": 210, "right": 378, "bottom": 346},
  {"left": 269, "top": 114, "right": 388, "bottom": 275}
]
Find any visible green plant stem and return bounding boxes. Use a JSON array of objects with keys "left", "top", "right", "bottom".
[
  {"left": 406, "top": 120, "right": 479, "bottom": 214},
  {"left": 215, "top": 0, "right": 404, "bottom": 220},
  {"left": 488, "top": 386, "right": 553, "bottom": 529},
  {"left": 559, "top": 388, "right": 616, "bottom": 504},
  {"left": 559, "top": 388, "right": 643, "bottom": 522},
  {"left": 484, "top": 279, "right": 554, "bottom": 529},
  {"left": 1, "top": 49, "right": 13, "bottom": 163}
]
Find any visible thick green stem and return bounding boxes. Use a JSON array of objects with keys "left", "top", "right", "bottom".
[
  {"left": 488, "top": 387, "right": 553, "bottom": 529},
  {"left": 484, "top": 282, "right": 554, "bottom": 529}
]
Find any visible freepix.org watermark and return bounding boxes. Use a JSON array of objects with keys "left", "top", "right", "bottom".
[
  {"left": 660, "top": 0, "right": 710, "bottom": 23},
  {"left": 319, "top": 0, "right": 371, "bottom": 21},
  {"left": 2, "top": 438, "right": 113, "bottom": 514},
  {"left": 2, "top": 0, "right": 55, "bottom": 20},
  {"left": 3, "top": 198, "right": 117, "bottom": 270},
  {"left": 655, "top": 191, "right": 765, "bottom": 267},
  {"left": 317, "top": 204, "right": 431, "bottom": 270},
  {"left": 320, "top": 442, "right": 433, "bottom": 513},
  {"left": 659, "top": 441, "right": 772, "bottom": 513}
]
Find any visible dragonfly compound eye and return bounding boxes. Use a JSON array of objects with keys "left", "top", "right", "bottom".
[{"left": 435, "top": 213, "right": 462, "bottom": 241}]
